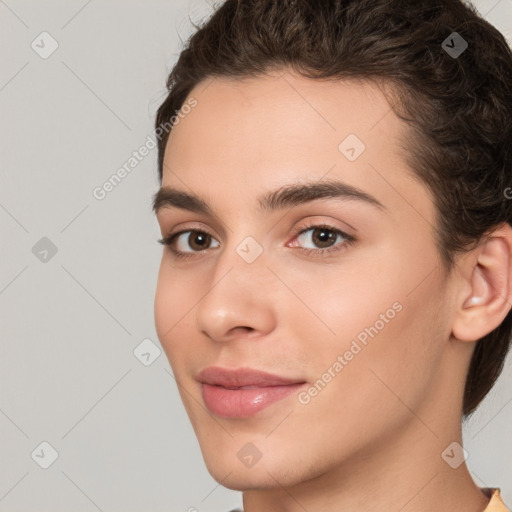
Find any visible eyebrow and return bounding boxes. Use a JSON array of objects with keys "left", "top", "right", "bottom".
[{"left": 152, "top": 179, "right": 386, "bottom": 216}]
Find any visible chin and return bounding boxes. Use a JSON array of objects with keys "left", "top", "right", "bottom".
[
  {"left": 200, "top": 444, "right": 315, "bottom": 491},
  {"left": 206, "top": 462, "right": 299, "bottom": 491}
]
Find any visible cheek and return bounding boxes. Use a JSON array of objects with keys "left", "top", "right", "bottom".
[
  {"left": 287, "top": 241, "right": 446, "bottom": 409},
  {"left": 154, "top": 261, "right": 194, "bottom": 365}
]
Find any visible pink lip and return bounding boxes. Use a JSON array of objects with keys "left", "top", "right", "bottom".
[{"left": 197, "top": 366, "right": 307, "bottom": 418}]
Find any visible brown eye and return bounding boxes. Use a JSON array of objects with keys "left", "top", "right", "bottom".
[
  {"left": 289, "top": 223, "right": 356, "bottom": 258},
  {"left": 187, "top": 231, "right": 212, "bottom": 251},
  {"left": 158, "top": 229, "right": 221, "bottom": 258},
  {"left": 311, "top": 228, "right": 338, "bottom": 248},
  {"left": 296, "top": 226, "right": 346, "bottom": 249}
]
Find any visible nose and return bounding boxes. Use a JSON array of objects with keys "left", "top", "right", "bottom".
[{"left": 194, "top": 245, "right": 276, "bottom": 343}]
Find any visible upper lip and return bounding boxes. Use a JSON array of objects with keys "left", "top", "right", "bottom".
[{"left": 197, "top": 366, "right": 306, "bottom": 387}]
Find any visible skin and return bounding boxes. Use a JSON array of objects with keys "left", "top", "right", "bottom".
[{"left": 153, "top": 69, "right": 512, "bottom": 512}]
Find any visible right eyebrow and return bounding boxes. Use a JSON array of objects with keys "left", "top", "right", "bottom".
[{"left": 152, "top": 187, "right": 214, "bottom": 216}]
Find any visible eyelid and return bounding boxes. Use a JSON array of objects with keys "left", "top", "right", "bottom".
[
  {"left": 160, "top": 221, "right": 220, "bottom": 240},
  {"left": 290, "top": 218, "right": 355, "bottom": 241}
]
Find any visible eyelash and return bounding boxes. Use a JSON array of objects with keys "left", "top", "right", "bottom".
[{"left": 157, "top": 222, "right": 356, "bottom": 260}]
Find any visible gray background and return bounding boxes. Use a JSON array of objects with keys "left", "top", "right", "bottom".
[{"left": 1, "top": 0, "right": 511, "bottom": 510}]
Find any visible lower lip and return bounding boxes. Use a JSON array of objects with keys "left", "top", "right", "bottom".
[{"left": 201, "top": 382, "right": 307, "bottom": 418}]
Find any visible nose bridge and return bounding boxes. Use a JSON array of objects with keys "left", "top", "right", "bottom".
[
  {"left": 194, "top": 231, "right": 274, "bottom": 341},
  {"left": 212, "top": 222, "right": 268, "bottom": 285}
]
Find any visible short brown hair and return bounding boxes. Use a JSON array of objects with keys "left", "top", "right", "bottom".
[{"left": 155, "top": 0, "right": 512, "bottom": 418}]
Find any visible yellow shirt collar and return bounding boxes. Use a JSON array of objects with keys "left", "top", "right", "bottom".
[{"left": 482, "top": 488, "right": 510, "bottom": 512}]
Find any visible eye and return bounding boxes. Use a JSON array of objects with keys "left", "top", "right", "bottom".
[
  {"left": 288, "top": 223, "right": 355, "bottom": 257},
  {"left": 158, "top": 223, "right": 356, "bottom": 260},
  {"left": 158, "top": 229, "right": 220, "bottom": 259}
]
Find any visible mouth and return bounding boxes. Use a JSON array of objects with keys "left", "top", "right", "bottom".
[
  {"left": 197, "top": 366, "right": 307, "bottom": 418},
  {"left": 200, "top": 382, "right": 307, "bottom": 418},
  {"left": 222, "top": 385, "right": 266, "bottom": 390}
]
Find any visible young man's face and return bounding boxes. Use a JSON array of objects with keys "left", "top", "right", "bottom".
[{"left": 154, "top": 71, "right": 466, "bottom": 489}]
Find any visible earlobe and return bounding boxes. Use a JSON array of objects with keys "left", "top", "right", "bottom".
[{"left": 452, "top": 224, "right": 512, "bottom": 343}]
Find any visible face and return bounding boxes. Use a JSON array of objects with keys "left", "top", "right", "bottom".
[{"left": 154, "top": 70, "right": 456, "bottom": 490}]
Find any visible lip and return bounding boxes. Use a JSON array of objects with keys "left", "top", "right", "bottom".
[
  {"left": 197, "top": 366, "right": 307, "bottom": 418},
  {"left": 197, "top": 366, "right": 305, "bottom": 387}
]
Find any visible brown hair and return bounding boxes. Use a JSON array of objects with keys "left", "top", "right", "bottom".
[{"left": 155, "top": 0, "right": 512, "bottom": 418}]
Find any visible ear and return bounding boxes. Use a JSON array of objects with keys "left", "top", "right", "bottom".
[{"left": 452, "top": 223, "right": 512, "bottom": 342}]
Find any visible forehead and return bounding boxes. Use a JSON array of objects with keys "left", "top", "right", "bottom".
[
  {"left": 160, "top": 71, "right": 432, "bottom": 225},
  {"left": 166, "top": 72, "right": 399, "bottom": 165}
]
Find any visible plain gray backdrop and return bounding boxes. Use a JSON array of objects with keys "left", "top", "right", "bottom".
[{"left": 1, "top": 0, "right": 511, "bottom": 510}]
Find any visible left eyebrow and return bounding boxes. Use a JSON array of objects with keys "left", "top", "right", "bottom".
[{"left": 152, "top": 179, "right": 386, "bottom": 215}]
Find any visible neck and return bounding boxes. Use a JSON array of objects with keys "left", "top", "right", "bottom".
[{"left": 241, "top": 414, "right": 489, "bottom": 512}]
